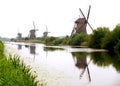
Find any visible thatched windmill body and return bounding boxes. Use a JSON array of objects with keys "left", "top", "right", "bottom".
[
  {"left": 71, "top": 5, "right": 93, "bottom": 36},
  {"left": 43, "top": 26, "right": 50, "bottom": 37},
  {"left": 17, "top": 33, "right": 22, "bottom": 40},
  {"left": 29, "top": 21, "right": 39, "bottom": 39}
]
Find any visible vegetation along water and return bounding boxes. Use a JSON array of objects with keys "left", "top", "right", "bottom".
[
  {"left": 18, "top": 24, "right": 120, "bottom": 54},
  {"left": 1, "top": 24, "right": 120, "bottom": 86},
  {"left": 0, "top": 41, "right": 38, "bottom": 86}
]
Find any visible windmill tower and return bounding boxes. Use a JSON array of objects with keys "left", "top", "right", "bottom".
[
  {"left": 71, "top": 5, "right": 93, "bottom": 36},
  {"left": 17, "top": 29, "right": 22, "bottom": 40},
  {"left": 17, "top": 33, "right": 22, "bottom": 40},
  {"left": 43, "top": 26, "right": 50, "bottom": 37},
  {"left": 29, "top": 21, "right": 39, "bottom": 39}
]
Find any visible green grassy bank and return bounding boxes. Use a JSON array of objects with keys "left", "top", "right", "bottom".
[{"left": 0, "top": 41, "right": 38, "bottom": 86}]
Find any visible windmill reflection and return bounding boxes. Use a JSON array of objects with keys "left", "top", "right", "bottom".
[
  {"left": 18, "top": 44, "right": 22, "bottom": 50},
  {"left": 30, "top": 44, "right": 36, "bottom": 61},
  {"left": 24, "top": 44, "right": 36, "bottom": 55},
  {"left": 71, "top": 52, "right": 91, "bottom": 82},
  {"left": 30, "top": 44, "right": 36, "bottom": 54}
]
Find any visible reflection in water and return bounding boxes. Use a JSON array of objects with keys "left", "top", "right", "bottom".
[
  {"left": 29, "top": 44, "right": 36, "bottom": 61},
  {"left": 18, "top": 44, "right": 22, "bottom": 50},
  {"left": 21, "top": 44, "right": 36, "bottom": 61},
  {"left": 43, "top": 46, "right": 64, "bottom": 58},
  {"left": 6, "top": 42, "right": 120, "bottom": 86},
  {"left": 44, "top": 46, "right": 64, "bottom": 51},
  {"left": 91, "top": 52, "right": 111, "bottom": 66},
  {"left": 71, "top": 52, "right": 91, "bottom": 82},
  {"left": 30, "top": 44, "right": 36, "bottom": 54},
  {"left": 91, "top": 52, "right": 120, "bottom": 73},
  {"left": 25, "top": 44, "right": 29, "bottom": 48}
]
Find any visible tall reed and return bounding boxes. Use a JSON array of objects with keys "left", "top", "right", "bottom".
[{"left": 0, "top": 40, "right": 39, "bottom": 86}]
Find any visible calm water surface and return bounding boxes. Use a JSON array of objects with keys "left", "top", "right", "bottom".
[{"left": 5, "top": 42, "right": 120, "bottom": 86}]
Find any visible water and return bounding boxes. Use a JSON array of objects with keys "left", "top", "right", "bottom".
[{"left": 5, "top": 42, "right": 120, "bottom": 86}]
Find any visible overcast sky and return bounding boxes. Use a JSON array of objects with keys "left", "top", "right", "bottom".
[{"left": 0, "top": 0, "right": 120, "bottom": 38}]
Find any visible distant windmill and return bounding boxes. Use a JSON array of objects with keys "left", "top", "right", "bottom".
[
  {"left": 43, "top": 26, "right": 50, "bottom": 37},
  {"left": 17, "top": 33, "right": 22, "bottom": 40},
  {"left": 17, "top": 29, "right": 22, "bottom": 40},
  {"left": 71, "top": 5, "right": 93, "bottom": 36},
  {"left": 29, "top": 21, "right": 39, "bottom": 39}
]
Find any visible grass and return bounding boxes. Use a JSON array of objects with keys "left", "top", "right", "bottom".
[
  {"left": 0, "top": 55, "right": 38, "bottom": 86},
  {"left": 0, "top": 41, "right": 40, "bottom": 86}
]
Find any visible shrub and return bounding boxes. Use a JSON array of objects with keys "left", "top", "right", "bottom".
[
  {"left": 89, "top": 27, "right": 110, "bottom": 49},
  {"left": 70, "top": 33, "right": 89, "bottom": 46},
  {"left": 114, "top": 40, "right": 120, "bottom": 53},
  {"left": 101, "top": 31, "right": 114, "bottom": 51},
  {"left": 44, "top": 36, "right": 57, "bottom": 45},
  {"left": 102, "top": 25, "right": 120, "bottom": 52},
  {"left": 61, "top": 36, "right": 70, "bottom": 45}
]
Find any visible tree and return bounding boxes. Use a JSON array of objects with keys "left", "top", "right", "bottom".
[
  {"left": 69, "top": 33, "right": 89, "bottom": 46},
  {"left": 102, "top": 25, "right": 120, "bottom": 52},
  {"left": 89, "top": 27, "right": 110, "bottom": 49}
]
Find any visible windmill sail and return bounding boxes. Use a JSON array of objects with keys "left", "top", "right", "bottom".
[
  {"left": 29, "top": 21, "right": 39, "bottom": 39},
  {"left": 43, "top": 26, "right": 50, "bottom": 37},
  {"left": 71, "top": 5, "right": 93, "bottom": 36}
]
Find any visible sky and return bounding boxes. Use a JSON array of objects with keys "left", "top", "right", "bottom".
[{"left": 0, "top": 0, "right": 120, "bottom": 38}]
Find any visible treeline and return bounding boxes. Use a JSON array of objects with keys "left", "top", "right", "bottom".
[
  {"left": 39, "top": 34, "right": 89, "bottom": 46},
  {"left": 41, "top": 24, "right": 120, "bottom": 53},
  {"left": 0, "top": 41, "right": 39, "bottom": 86},
  {"left": 89, "top": 24, "right": 120, "bottom": 54}
]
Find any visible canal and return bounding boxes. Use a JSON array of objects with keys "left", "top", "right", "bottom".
[{"left": 5, "top": 42, "right": 120, "bottom": 86}]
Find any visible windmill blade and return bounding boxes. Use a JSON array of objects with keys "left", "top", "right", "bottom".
[
  {"left": 87, "top": 22, "right": 94, "bottom": 31},
  {"left": 33, "top": 21, "right": 35, "bottom": 29},
  {"left": 79, "top": 7, "right": 94, "bottom": 32},
  {"left": 86, "top": 58, "right": 91, "bottom": 82},
  {"left": 71, "top": 24, "right": 76, "bottom": 36},
  {"left": 86, "top": 5, "right": 94, "bottom": 32},
  {"left": 79, "top": 8, "right": 88, "bottom": 26},
  {"left": 79, "top": 8, "right": 87, "bottom": 19},
  {"left": 87, "top": 66, "right": 91, "bottom": 82},
  {"left": 28, "top": 32, "right": 30, "bottom": 38},
  {"left": 87, "top": 5, "right": 91, "bottom": 21},
  {"left": 46, "top": 25, "right": 48, "bottom": 32}
]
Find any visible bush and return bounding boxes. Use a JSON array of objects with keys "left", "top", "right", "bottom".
[
  {"left": 70, "top": 33, "right": 89, "bottom": 46},
  {"left": 52, "top": 38, "right": 63, "bottom": 45},
  {"left": 44, "top": 36, "right": 57, "bottom": 45},
  {"left": 101, "top": 31, "right": 114, "bottom": 51},
  {"left": 102, "top": 25, "right": 120, "bottom": 52},
  {"left": 114, "top": 40, "right": 120, "bottom": 53},
  {"left": 89, "top": 27, "right": 110, "bottom": 49},
  {"left": 61, "top": 36, "right": 70, "bottom": 45}
]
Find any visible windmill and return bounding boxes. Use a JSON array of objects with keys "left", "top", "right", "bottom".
[
  {"left": 17, "top": 33, "right": 22, "bottom": 40},
  {"left": 43, "top": 26, "right": 50, "bottom": 37},
  {"left": 29, "top": 21, "right": 39, "bottom": 39},
  {"left": 71, "top": 5, "right": 93, "bottom": 36},
  {"left": 17, "top": 29, "right": 22, "bottom": 40}
]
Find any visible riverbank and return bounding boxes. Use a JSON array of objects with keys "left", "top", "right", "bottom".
[
  {"left": 0, "top": 41, "right": 38, "bottom": 86},
  {"left": 13, "top": 25, "right": 120, "bottom": 54},
  {"left": 5, "top": 41, "right": 120, "bottom": 86}
]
